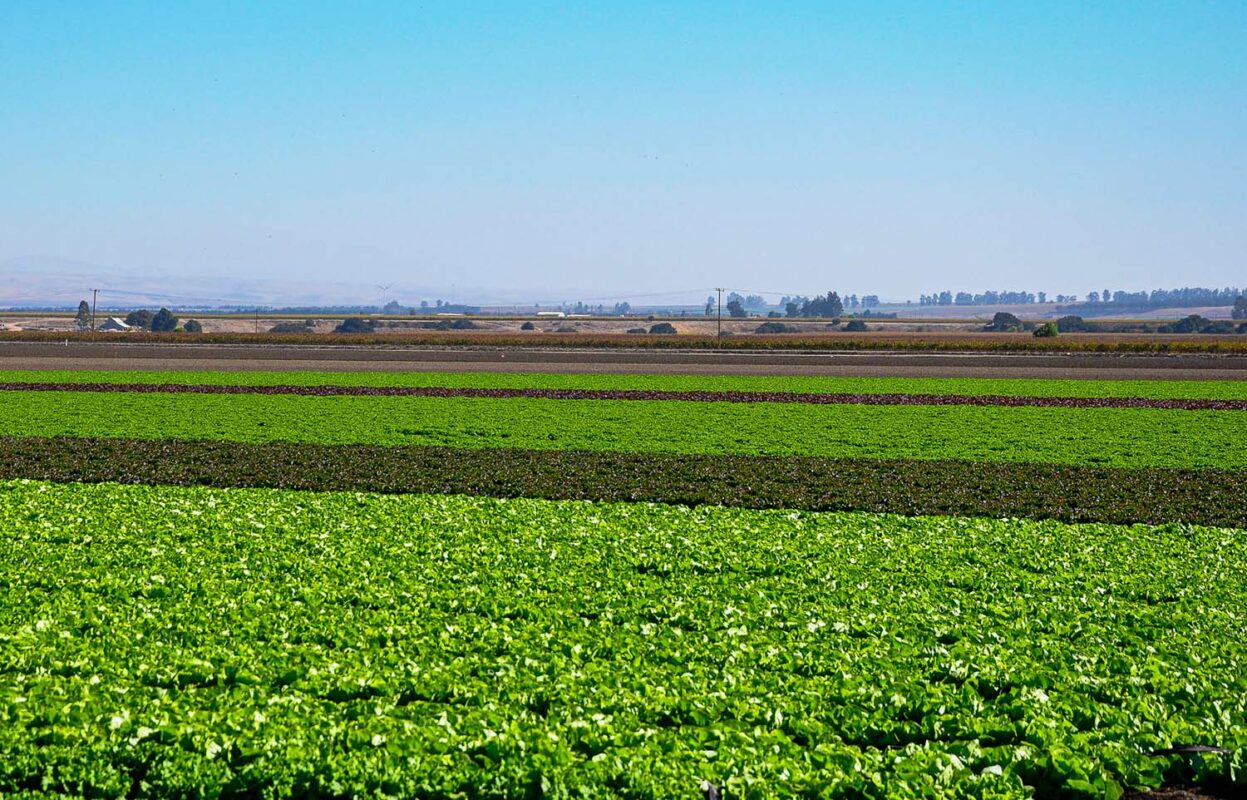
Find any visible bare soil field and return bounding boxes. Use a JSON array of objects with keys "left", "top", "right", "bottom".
[{"left": 3, "top": 341, "right": 1246, "bottom": 380}]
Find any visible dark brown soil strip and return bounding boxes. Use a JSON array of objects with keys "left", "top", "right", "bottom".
[
  {"left": 1, "top": 381, "right": 1244, "bottom": 411},
  {"left": 2, "top": 437, "right": 1242, "bottom": 528}
]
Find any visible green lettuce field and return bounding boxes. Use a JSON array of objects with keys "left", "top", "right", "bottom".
[
  {"left": 0, "top": 369, "right": 1242, "bottom": 798},
  {"left": 2, "top": 369, "right": 1247, "bottom": 401},
  {"left": 1, "top": 390, "right": 1243, "bottom": 469},
  {"left": 1, "top": 481, "right": 1243, "bottom": 799}
]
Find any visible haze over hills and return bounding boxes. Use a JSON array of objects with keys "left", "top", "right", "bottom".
[
  {"left": 3, "top": 256, "right": 1242, "bottom": 320},
  {"left": 0, "top": 256, "right": 573, "bottom": 310}
]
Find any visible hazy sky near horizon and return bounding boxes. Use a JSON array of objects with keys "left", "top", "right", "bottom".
[{"left": 1, "top": 1, "right": 1244, "bottom": 302}]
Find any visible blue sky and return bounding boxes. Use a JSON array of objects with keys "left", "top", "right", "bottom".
[{"left": 1, "top": 1, "right": 1243, "bottom": 302}]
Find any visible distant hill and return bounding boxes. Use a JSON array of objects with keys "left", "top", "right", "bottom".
[{"left": 0, "top": 256, "right": 412, "bottom": 310}]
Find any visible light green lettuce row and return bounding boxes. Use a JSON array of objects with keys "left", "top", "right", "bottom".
[
  {"left": 0, "top": 389, "right": 1243, "bottom": 469},
  {"left": 0, "top": 480, "right": 1242, "bottom": 798}
]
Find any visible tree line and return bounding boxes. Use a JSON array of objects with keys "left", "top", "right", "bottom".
[
  {"left": 73, "top": 301, "right": 201, "bottom": 333},
  {"left": 918, "top": 286, "right": 1243, "bottom": 309}
]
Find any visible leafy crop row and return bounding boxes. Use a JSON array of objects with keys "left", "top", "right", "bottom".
[
  {"left": 2, "top": 436, "right": 1244, "bottom": 527},
  {"left": 0, "top": 390, "right": 1242, "bottom": 470},
  {"left": 3, "top": 381, "right": 1245, "bottom": 411},
  {"left": 0, "top": 481, "right": 1242, "bottom": 799},
  {"left": 4, "top": 370, "right": 1247, "bottom": 402}
]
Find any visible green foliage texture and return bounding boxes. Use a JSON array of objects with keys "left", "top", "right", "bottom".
[
  {"left": 2, "top": 370, "right": 1245, "bottom": 401},
  {"left": 0, "top": 480, "right": 1243, "bottom": 799},
  {"left": 0, "top": 390, "right": 1242, "bottom": 470}
]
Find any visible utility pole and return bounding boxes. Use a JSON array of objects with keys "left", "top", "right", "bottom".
[
  {"left": 90, "top": 289, "right": 99, "bottom": 331},
  {"left": 714, "top": 287, "right": 725, "bottom": 344}
]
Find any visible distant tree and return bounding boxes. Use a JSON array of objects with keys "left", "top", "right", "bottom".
[
  {"left": 705, "top": 296, "right": 715, "bottom": 316},
  {"left": 75, "top": 300, "right": 92, "bottom": 331},
  {"left": 843, "top": 319, "right": 868, "bottom": 332},
  {"left": 269, "top": 321, "right": 313, "bottom": 333},
  {"left": 125, "top": 309, "right": 154, "bottom": 330},
  {"left": 334, "top": 317, "right": 375, "bottom": 334},
  {"left": 1055, "top": 315, "right": 1087, "bottom": 333},
  {"left": 1233, "top": 296, "right": 1247, "bottom": 320},
  {"left": 743, "top": 294, "right": 766, "bottom": 308},
  {"left": 1087, "top": 291, "right": 1100, "bottom": 304},
  {"left": 1033, "top": 322, "right": 1058, "bottom": 338},
  {"left": 150, "top": 308, "right": 178, "bottom": 332},
  {"left": 726, "top": 300, "right": 747, "bottom": 318},
  {"left": 767, "top": 310, "right": 782, "bottom": 318},
  {"left": 613, "top": 302, "right": 632, "bottom": 315},
  {"left": 1103, "top": 289, "right": 1111, "bottom": 304},
  {"left": 648, "top": 322, "right": 677, "bottom": 334},
  {"left": 382, "top": 300, "right": 409, "bottom": 315},
  {"left": 182, "top": 319, "right": 203, "bottom": 333},
  {"left": 1037, "top": 292, "right": 1047, "bottom": 304},
  {"left": 985, "top": 312, "right": 1022, "bottom": 332},
  {"left": 520, "top": 321, "right": 536, "bottom": 330},
  {"left": 429, "top": 319, "right": 478, "bottom": 331},
  {"left": 754, "top": 321, "right": 797, "bottom": 333},
  {"left": 1170, "top": 314, "right": 1211, "bottom": 334},
  {"left": 785, "top": 302, "right": 799, "bottom": 317}
]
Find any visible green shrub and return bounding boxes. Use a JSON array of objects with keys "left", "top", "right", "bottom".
[{"left": 1033, "top": 322, "right": 1059, "bottom": 338}]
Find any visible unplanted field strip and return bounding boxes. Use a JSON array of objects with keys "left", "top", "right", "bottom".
[
  {"left": 2, "top": 436, "right": 1243, "bottom": 528},
  {"left": 3, "top": 380, "right": 1246, "bottom": 410}
]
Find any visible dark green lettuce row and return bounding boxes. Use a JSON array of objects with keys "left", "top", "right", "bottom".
[
  {"left": 5, "top": 369, "right": 1247, "bottom": 401},
  {"left": 1, "top": 436, "right": 1242, "bottom": 528},
  {"left": 3, "top": 380, "right": 1246, "bottom": 410}
]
